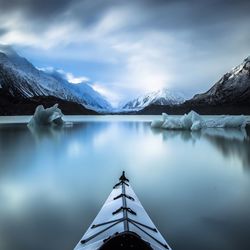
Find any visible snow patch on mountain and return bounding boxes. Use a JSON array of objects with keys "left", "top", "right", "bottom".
[
  {"left": 123, "top": 88, "right": 186, "bottom": 110},
  {"left": 0, "top": 45, "right": 112, "bottom": 111},
  {"left": 192, "top": 56, "right": 250, "bottom": 104},
  {"left": 40, "top": 68, "right": 112, "bottom": 111}
]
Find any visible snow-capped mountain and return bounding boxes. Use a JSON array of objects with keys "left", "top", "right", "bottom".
[
  {"left": 138, "top": 56, "right": 250, "bottom": 114},
  {"left": 123, "top": 88, "right": 186, "bottom": 110},
  {"left": 0, "top": 44, "right": 111, "bottom": 111},
  {"left": 41, "top": 67, "right": 112, "bottom": 111},
  {"left": 191, "top": 56, "right": 250, "bottom": 105}
]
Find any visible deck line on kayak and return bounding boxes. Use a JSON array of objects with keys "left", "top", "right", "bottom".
[{"left": 74, "top": 172, "right": 172, "bottom": 250}]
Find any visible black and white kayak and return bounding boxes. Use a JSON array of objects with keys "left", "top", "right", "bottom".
[{"left": 74, "top": 172, "right": 172, "bottom": 250}]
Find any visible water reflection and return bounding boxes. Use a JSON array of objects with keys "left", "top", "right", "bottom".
[
  {"left": 28, "top": 124, "right": 64, "bottom": 141},
  {"left": 153, "top": 127, "right": 250, "bottom": 170},
  {"left": 203, "top": 128, "right": 250, "bottom": 170},
  {"left": 0, "top": 120, "right": 250, "bottom": 250}
]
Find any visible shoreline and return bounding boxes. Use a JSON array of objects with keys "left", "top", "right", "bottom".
[{"left": 0, "top": 114, "right": 250, "bottom": 127}]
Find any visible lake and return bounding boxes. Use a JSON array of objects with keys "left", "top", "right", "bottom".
[{"left": 0, "top": 116, "right": 250, "bottom": 250}]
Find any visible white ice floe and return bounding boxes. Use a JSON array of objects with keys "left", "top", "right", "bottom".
[
  {"left": 151, "top": 110, "right": 247, "bottom": 130},
  {"left": 28, "top": 104, "right": 64, "bottom": 126}
]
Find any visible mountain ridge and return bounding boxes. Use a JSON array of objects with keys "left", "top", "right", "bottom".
[
  {"left": 0, "top": 88, "right": 98, "bottom": 115},
  {"left": 0, "top": 44, "right": 111, "bottom": 114},
  {"left": 1, "top": 44, "right": 249, "bottom": 115},
  {"left": 138, "top": 56, "right": 250, "bottom": 115},
  {"left": 122, "top": 88, "right": 185, "bottom": 111}
]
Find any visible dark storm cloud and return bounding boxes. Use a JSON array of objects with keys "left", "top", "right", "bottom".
[
  {"left": 0, "top": 0, "right": 249, "bottom": 102},
  {"left": 0, "top": 27, "right": 8, "bottom": 36},
  {"left": 116, "top": 0, "right": 250, "bottom": 41},
  {"left": 142, "top": 0, "right": 250, "bottom": 27},
  {"left": 0, "top": 0, "right": 115, "bottom": 26},
  {"left": 66, "top": 0, "right": 250, "bottom": 55},
  {"left": 1, "top": 0, "right": 250, "bottom": 36},
  {"left": 0, "top": 0, "right": 72, "bottom": 18}
]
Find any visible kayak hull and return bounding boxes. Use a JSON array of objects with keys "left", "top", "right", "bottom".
[{"left": 74, "top": 172, "right": 172, "bottom": 250}]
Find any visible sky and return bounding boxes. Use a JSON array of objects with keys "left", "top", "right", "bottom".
[{"left": 0, "top": 0, "right": 250, "bottom": 106}]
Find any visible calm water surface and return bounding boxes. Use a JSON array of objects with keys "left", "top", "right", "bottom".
[{"left": 0, "top": 116, "right": 250, "bottom": 250}]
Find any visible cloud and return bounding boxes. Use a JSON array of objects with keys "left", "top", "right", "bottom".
[
  {"left": 65, "top": 72, "right": 89, "bottom": 84},
  {"left": 0, "top": 0, "right": 250, "bottom": 102},
  {"left": 40, "top": 67, "right": 90, "bottom": 84},
  {"left": 92, "top": 82, "right": 122, "bottom": 107}
]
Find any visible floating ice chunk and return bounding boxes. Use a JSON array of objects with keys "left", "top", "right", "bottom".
[
  {"left": 205, "top": 115, "right": 247, "bottom": 128},
  {"left": 162, "top": 117, "right": 182, "bottom": 130},
  {"left": 151, "top": 119, "right": 164, "bottom": 128},
  {"left": 181, "top": 110, "right": 203, "bottom": 129},
  {"left": 159, "top": 110, "right": 204, "bottom": 130},
  {"left": 28, "top": 104, "right": 64, "bottom": 127},
  {"left": 162, "top": 113, "right": 168, "bottom": 120},
  {"left": 191, "top": 120, "right": 202, "bottom": 131},
  {"left": 151, "top": 110, "right": 247, "bottom": 130},
  {"left": 151, "top": 113, "right": 168, "bottom": 128}
]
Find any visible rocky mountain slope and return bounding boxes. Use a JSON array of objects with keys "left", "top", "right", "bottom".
[
  {"left": 139, "top": 56, "right": 250, "bottom": 115},
  {"left": 0, "top": 44, "right": 111, "bottom": 114},
  {"left": 191, "top": 56, "right": 250, "bottom": 106},
  {"left": 0, "top": 89, "right": 98, "bottom": 115}
]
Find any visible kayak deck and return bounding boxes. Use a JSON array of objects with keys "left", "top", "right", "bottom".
[{"left": 74, "top": 172, "right": 172, "bottom": 250}]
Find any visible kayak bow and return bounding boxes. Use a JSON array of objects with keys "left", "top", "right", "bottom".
[{"left": 74, "top": 172, "right": 172, "bottom": 250}]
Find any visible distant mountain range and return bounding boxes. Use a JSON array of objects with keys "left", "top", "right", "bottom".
[
  {"left": 0, "top": 44, "right": 111, "bottom": 115},
  {"left": 122, "top": 88, "right": 185, "bottom": 111},
  {"left": 0, "top": 44, "right": 249, "bottom": 115},
  {"left": 138, "top": 56, "right": 250, "bottom": 115}
]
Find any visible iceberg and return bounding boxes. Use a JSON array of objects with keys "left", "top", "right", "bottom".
[
  {"left": 151, "top": 110, "right": 247, "bottom": 130},
  {"left": 28, "top": 104, "right": 64, "bottom": 127}
]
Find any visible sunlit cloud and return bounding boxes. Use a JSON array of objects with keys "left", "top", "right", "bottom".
[
  {"left": 39, "top": 67, "right": 90, "bottom": 84},
  {"left": 92, "top": 82, "right": 122, "bottom": 107},
  {"left": 113, "top": 34, "right": 173, "bottom": 93},
  {"left": 65, "top": 72, "right": 89, "bottom": 84}
]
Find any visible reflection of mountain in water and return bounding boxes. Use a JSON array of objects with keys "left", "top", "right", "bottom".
[
  {"left": 0, "top": 122, "right": 110, "bottom": 174},
  {"left": 154, "top": 127, "right": 250, "bottom": 170}
]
